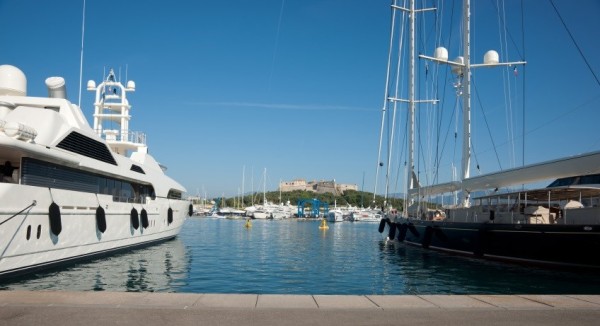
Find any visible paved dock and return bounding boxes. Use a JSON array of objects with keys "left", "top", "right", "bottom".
[{"left": 1, "top": 291, "right": 600, "bottom": 325}]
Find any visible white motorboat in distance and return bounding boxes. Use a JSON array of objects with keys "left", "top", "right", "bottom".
[{"left": 327, "top": 210, "right": 344, "bottom": 223}]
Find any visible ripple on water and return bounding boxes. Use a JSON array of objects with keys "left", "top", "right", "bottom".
[{"left": 1, "top": 218, "right": 600, "bottom": 294}]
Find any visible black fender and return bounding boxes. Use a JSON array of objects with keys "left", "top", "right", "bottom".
[
  {"left": 141, "top": 208, "right": 149, "bottom": 229},
  {"left": 96, "top": 206, "right": 107, "bottom": 233},
  {"left": 49, "top": 202, "right": 62, "bottom": 236},
  {"left": 131, "top": 208, "right": 140, "bottom": 230},
  {"left": 397, "top": 223, "right": 408, "bottom": 241},
  {"left": 422, "top": 226, "right": 434, "bottom": 249},
  {"left": 388, "top": 223, "right": 397, "bottom": 239},
  {"left": 167, "top": 207, "right": 173, "bottom": 224}
]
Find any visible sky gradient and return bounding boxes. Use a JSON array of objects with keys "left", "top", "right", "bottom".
[{"left": 1, "top": 0, "right": 599, "bottom": 199}]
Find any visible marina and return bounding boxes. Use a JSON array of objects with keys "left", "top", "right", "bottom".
[
  {"left": 0, "top": 5, "right": 599, "bottom": 326},
  {"left": 1, "top": 218, "right": 600, "bottom": 294}
]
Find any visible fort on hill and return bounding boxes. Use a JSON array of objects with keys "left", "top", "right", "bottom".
[{"left": 279, "top": 179, "right": 358, "bottom": 196}]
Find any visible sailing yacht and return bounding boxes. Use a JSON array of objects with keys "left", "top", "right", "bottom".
[
  {"left": 0, "top": 65, "right": 192, "bottom": 278},
  {"left": 376, "top": 0, "right": 600, "bottom": 269}
]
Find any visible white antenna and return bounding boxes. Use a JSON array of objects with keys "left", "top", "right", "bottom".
[{"left": 78, "top": 0, "right": 87, "bottom": 106}]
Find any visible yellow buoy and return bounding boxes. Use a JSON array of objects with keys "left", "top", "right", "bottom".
[
  {"left": 319, "top": 218, "right": 329, "bottom": 230},
  {"left": 244, "top": 219, "right": 252, "bottom": 228}
]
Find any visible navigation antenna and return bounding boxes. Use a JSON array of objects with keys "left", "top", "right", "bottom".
[{"left": 78, "top": 0, "right": 86, "bottom": 107}]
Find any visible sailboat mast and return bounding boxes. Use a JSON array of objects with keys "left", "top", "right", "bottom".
[
  {"left": 263, "top": 167, "right": 267, "bottom": 204},
  {"left": 390, "top": 0, "right": 436, "bottom": 217},
  {"left": 373, "top": 0, "right": 399, "bottom": 205},
  {"left": 407, "top": 0, "right": 416, "bottom": 203},
  {"left": 461, "top": 0, "right": 473, "bottom": 206},
  {"left": 242, "top": 165, "right": 245, "bottom": 207}
]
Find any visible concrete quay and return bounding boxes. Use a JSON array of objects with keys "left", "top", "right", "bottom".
[{"left": 1, "top": 291, "right": 600, "bottom": 326}]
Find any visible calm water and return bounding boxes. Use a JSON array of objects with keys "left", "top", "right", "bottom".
[{"left": 1, "top": 218, "right": 600, "bottom": 294}]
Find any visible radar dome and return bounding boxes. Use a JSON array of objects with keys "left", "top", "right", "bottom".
[
  {"left": 483, "top": 50, "right": 499, "bottom": 65},
  {"left": 87, "top": 80, "right": 96, "bottom": 91},
  {"left": 0, "top": 65, "right": 27, "bottom": 96},
  {"left": 451, "top": 56, "right": 464, "bottom": 75},
  {"left": 434, "top": 47, "right": 448, "bottom": 61}
]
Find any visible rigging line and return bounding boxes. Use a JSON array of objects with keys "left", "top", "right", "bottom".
[
  {"left": 548, "top": 0, "right": 600, "bottom": 88},
  {"left": 416, "top": 98, "right": 431, "bottom": 189},
  {"left": 460, "top": 95, "right": 600, "bottom": 164},
  {"left": 432, "top": 0, "right": 459, "bottom": 184},
  {"left": 431, "top": 77, "right": 442, "bottom": 183},
  {"left": 497, "top": 0, "right": 516, "bottom": 168},
  {"left": 0, "top": 201, "right": 37, "bottom": 227},
  {"left": 452, "top": 89, "right": 459, "bottom": 179},
  {"left": 373, "top": 0, "right": 400, "bottom": 201},
  {"left": 520, "top": 0, "right": 526, "bottom": 168},
  {"left": 525, "top": 93, "right": 600, "bottom": 140},
  {"left": 416, "top": 70, "right": 425, "bottom": 188},
  {"left": 428, "top": 17, "right": 440, "bottom": 186},
  {"left": 432, "top": 0, "right": 443, "bottom": 182},
  {"left": 78, "top": 0, "right": 86, "bottom": 107},
  {"left": 393, "top": 108, "right": 409, "bottom": 199},
  {"left": 386, "top": 4, "right": 408, "bottom": 202},
  {"left": 420, "top": 30, "right": 436, "bottom": 190},
  {"left": 588, "top": 135, "right": 600, "bottom": 152},
  {"left": 267, "top": 0, "right": 286, "bottom": 95},
  {"left": 470, "top": 142, "right": 481, "bottom": 175},
  {"left": 437, "top": 94, "right": 458, "bottom": 176},
  {"left": 434, "top": 0, "right": 455, "bottom": 185},
  {"left": 416, "top": 1, "right": 437, "bottom": 191},
  {"left": 385, "top": 95, "right": 392, "bottom": 200},
  {"left": 472, "top": 76, "right": 503, "bottom": 171},
  {"left": 488, "top": 0, "right": 525, "bottom": 60}
]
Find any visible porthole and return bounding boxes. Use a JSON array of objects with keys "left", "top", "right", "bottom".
[
  {"left": 36, "top": 225, "right": 41, "bottom": 239},
  {"left": 26, "top": 225, "right": 31, "bottom": 240}
]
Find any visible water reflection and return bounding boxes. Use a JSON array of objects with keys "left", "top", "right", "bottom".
[
  {"left": 1, "top": 218, "right": 600, "bottom": 294},
  {"left": 376, "top": 238, "right": 600, "bottom": 294},
  {"left": 0, "top": 238, "right": 191, "bottom": 292}
]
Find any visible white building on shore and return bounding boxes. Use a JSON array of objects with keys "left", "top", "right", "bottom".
[{"left": 279, "top": 179, "right": 358, "bottom": 195}]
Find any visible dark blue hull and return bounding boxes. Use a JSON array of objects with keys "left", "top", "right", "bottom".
[{"left": 388, "top": 219, "right": 600, "bottom": 269}]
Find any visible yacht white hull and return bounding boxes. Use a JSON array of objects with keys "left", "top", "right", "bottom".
[
  {"left": 327, "top": 211, "right": 344, "bottom": 223},
  {"left": 253, "top": 211, "right": 269, "bottom": 219},
  {"left": 352, "top": 210, "right": 381, "bottom": 222},
  {"left": 0, "top": 183, "right": 188, "bottom": 278}
]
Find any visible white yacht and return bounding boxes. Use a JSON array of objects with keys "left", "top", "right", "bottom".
[
  {"left": 326, "top": 210, "right": 344, "bottom": 223},
  {"left": 0, "top": 65, "right": 192, "bottom": 278},
  {"left": 351, "top": 208, "right": 381, "bottom": 222}
]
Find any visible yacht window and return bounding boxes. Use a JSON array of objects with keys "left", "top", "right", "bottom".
[
  {"left": 167, "top": 189, "right": 182, "bottom": 199},
  {"left": 578, "top": 174, "right": 600, "bottom": 185},
  {"left": 20, "top": 157, "right": 151, "bottom": 204}
]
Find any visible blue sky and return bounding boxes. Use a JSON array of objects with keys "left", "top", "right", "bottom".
[{"left": 1, "top": 0, "right": 599, "bottom": 199}]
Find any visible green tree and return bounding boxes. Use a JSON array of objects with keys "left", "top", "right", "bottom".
[{"left": 221, "top": 190, "right": 408, "bottom": 211}]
